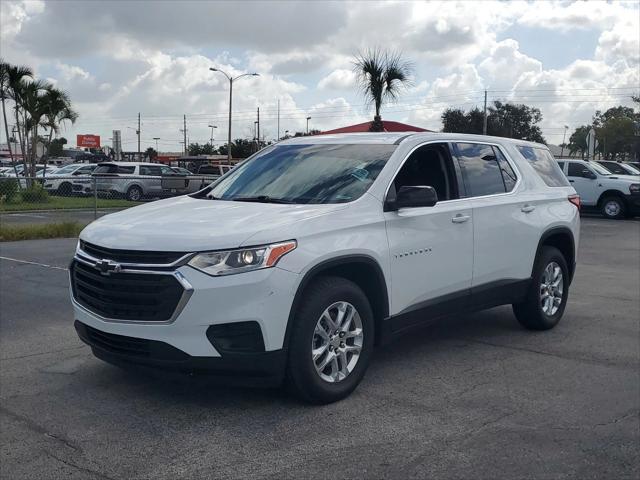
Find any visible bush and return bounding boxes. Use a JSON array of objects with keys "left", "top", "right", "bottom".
[
  {"left": 21, "top": 183, "right": 50, "bottom": 203},
  {"left": 0, "top": 221, "right": 83, "bottom": 242},
  {"left": 0, "top": 178, "right": 20, "bottom": 202}
]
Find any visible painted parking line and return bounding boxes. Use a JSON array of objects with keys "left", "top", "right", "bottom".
[{"left": 0, "top": 256, "right": 68, "bottom": 271}]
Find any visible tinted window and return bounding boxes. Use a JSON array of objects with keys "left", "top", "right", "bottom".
[
  {"left": 209, "top": 144, "right": 397, "bottom": 204},
  {"left": 493, "top": 146, "right": 517, "bottom": 192},
  {"left": 568, "top": 163, "right": 589, "bottom": 177},
  {"left": 454, "top": 143, "right": 506, "bottom": 197},
  {"left": 393, "top": 143, "right": 457, "bottom": 201},
  {"left": 516, "top": 146, "right": 570, "bottom": 187},
  {"left": 557, "top": 161, "right": 565, "bottom": 170},
  {"left": 94, "top": 164, "right": 135, "bottom": 174},
  {"left": 140, "top": 165, "right": 162, "bottom": 176}
]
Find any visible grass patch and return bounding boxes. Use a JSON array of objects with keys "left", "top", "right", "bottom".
[
  {"left": 0, "top": 221, "right": 84, "bottom": 242},
  {"left": 0, "top": 196, "right": 139, "bottom": 212}
]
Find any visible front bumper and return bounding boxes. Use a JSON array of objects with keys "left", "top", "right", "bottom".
[
  {"left": 625, "top": 193, "right": 640, "bottom": 215},
  {"left": 75, "top": 320, "right": 287, "bottom": 386},
  {"left": 71, "top": 260, "right": 300, "bottom": 381}
]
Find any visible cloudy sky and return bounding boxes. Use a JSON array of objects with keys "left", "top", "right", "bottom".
[{"left": 1, "top": 0, "right": 638, "bottom": 152}]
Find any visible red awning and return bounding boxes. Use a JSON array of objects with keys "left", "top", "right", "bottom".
[{"left": 320, "top": 120, "right": 431, "bottom": 135}]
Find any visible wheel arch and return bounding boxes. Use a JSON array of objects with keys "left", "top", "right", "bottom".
[
  {"left": 535, "top": 227, "right": 576, "bottom": 283},
  {"left": 284, "top": 255, "right": 390, "bottom": 349},
  {"left": 597, "top": 189, "right": 627, "bottom": 207}
]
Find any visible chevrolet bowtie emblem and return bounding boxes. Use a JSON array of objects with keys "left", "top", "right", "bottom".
[{"left": 95, "top": 259, "right": 122, "bottom": 275}]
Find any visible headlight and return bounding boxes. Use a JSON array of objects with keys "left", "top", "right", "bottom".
[
  {"left": 188, "top": 240, "right": 297, "bottom": 276},
  {"left": 629, "top": 184, "right": 640, "bottom": 194}
]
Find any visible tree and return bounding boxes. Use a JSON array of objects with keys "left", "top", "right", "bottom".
[
  {"left": 145, "top": 147, "right": 157, "bottom": 161},
  {"left": 217, "top": 139, "right": 254, "bottom": 159},
  {"left": 188, "top": 142, "right": 217, "bottom": 156},
  {"left": 353, "top": 49, "right": 413, "bottom": 131},
  {"left": 41, "top": 86, "right": 78, "bottom": 167},
  {"left": 1, "top": 61, "right": 33, "bottom": 179},
  {"left": 568, "top": 125, "right": 590, "bottom": 159},
  {"left": 592, "top": 106, "right": 639, "bottom": 160},
  {"left": 49, "top": 137, "right": 67, "bottom": 157},
  {"left": 441, "top": 101, "right": 545, "bottom": 143}
]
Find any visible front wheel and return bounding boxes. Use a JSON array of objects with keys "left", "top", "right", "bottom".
[
  {"left": 600, "top": 196, "right": 625, "bottom": 219},
  {"left": 285, "top": 276, "right": 374, "bottom": 404},
  {"left": 57, "top": 182, "right": 72, "bottom": 196},
  {"left": 513, "top": 246, "right": 569, "bottom": 330}
]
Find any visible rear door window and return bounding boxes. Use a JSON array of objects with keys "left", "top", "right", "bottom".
[
  {"left": 568, "top": 163, "right": 589, "bottom": 177},
  {"left": 516, "top": 146, "right": 570, "bottom": 187},
  {"left": 452, "top": 143, "right": 507, "bottom": 197},
  {"left": 140, "top": 165, "right": 162, "bottom": 176}
]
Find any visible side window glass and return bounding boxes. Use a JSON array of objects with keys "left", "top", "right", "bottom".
[
  {"left": 117, "top": 166, "right": 135, "bottom": 174},
  {"left": 567, "top": 163, "right": 586, "bottom": 177},
  {"left": 160, "top": 166, "right": 174, "bottom": 175},
  {"left": 140, "top": 166, "right": 152, "bottom": 176},
  {"left": 557, "top": 161, "right": 565, "bottom": 170},
  {"left": 392, "top": 143, "right": 457, "bottom": 202},
  {"left": 454, "top": 143, "right": 506, "bottom": 197},
  {"left": 492, "top": 146, "right": 517, "bottom": 192}
]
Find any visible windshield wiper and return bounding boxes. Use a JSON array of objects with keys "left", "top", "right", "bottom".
[{"left": 232, "top": 195, "right": 296, "bottom": 204}]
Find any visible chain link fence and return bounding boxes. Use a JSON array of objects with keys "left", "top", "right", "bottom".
[{"left": 1, "top": 174, "right": 218, "bottom": 225}]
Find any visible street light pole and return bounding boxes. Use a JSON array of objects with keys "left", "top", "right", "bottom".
[
  {"left": 153, "top": 137, "right": 160, "bottom": 152},
  {"left": 306, "top": 116, "right": 311, "bottom": 135},
  {"left": 209, "top": 67, "right": 259, "bottom": 162},
  {"left": 560, "top": 125, "right": 569, "bottom": 158},
  {"left": 208, "top": 124, "right": 217, "bottom": 147}
]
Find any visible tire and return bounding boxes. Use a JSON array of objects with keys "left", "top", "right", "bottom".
[
  {"left": 600, "top": 196, "right": 625, "bottom": 220},
  {"left": 285, "top": 276, "right": 375, "bottom": 404},
  {"left": 513, "top": 246, "right": 569, "bottom": 331},
  {"left": 126, "top": 185, "right": 143, "bottom": 202},
  {"left": 57, "top": 182, "right": 72, "bottom": 196}
]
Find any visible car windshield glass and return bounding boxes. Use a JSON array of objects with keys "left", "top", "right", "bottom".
[
  {"left": 207, "top": 144, "right": 397, "bottom": 204},
  {"left": 55, "top": 165, "right": 78, "bottom": 174},
  {"left": 624, "top": 164, "right": 640, "bottom": 174},
  {"left": 589, "top": 162, "right": 611, "bottom": 175}
]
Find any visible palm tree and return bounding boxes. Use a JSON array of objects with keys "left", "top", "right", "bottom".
[
  {"left": 7, "top": 66, "right": 35, "bottom": 176},
  {"left": 353, "top": 49, "right": 413, "bottom": 132},
  {"left": 19, "top": 79, "right": 52, "bottom": 178},
  {"left": 0, "top": 61, "right": 32, "bottom": 179},
  {"left": 40, "top": 86, "right": 78, "bottom": 178}
]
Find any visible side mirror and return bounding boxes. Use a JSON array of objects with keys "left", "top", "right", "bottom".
[
  {"left": 582, "top": 169, "right": 597, "bottom": 179},
  {"left": 389, "top": 185, "right": 438, "bottom": 211}
]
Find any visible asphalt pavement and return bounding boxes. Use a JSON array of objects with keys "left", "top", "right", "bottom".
[{"left": 0, "top": 218, "right": 638, "bottom": 479}]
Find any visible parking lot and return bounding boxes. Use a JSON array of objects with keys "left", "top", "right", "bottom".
[{"left": 0, "top": 217, "right": 638, "bottom": 479}]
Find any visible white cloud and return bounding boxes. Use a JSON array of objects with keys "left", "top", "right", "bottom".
[{"left": 318, "top": 69, "right": 357, "bottom": 90}]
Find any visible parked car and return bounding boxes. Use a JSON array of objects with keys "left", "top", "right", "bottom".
[
  {"left": 71, "top": 133, "right": 580, "bottom": 403},
  {"left": 92, "top": 162, "right": 203, "bottom": 201},
  {"left": 596, "top": 161, "right": 640, "bottom": 176},
  {"left": 43, "top": 163, "right": 97, "bottom": 195},
  {"left": 195, "top": 164, "right": 233, "bottom": 176},
  {"left": 556, "top": 159, "right": 640, "bottom": 219}
]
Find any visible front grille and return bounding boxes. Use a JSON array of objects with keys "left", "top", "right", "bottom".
[
  {"left": 79, "top": 240, "right": 187, "bottom": 265},
  {"left": 71, "top": 260, "right": 185, "bottom": 321}
]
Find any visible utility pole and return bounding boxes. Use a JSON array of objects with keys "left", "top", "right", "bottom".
[
  {"left": 137, "top": 112, "right": 141, "bottom": 160},
  {"left": 482, "top": 90, "right": 488, "bottom": 135},
  {"left": 257, "top": 107, "right": 260, "bottom": 149},
  {"left": 277, "top": 99, "right": 280, "bottom": 141},
  {"left": 183, "top": 115, "right": 187, "bottom": 156},
  {"left": 306, "top": 116, "right": 311, "bottom": 135}
]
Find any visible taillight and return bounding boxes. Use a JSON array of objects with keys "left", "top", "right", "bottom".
[{"left": 568, "top": 194, "right": 581, "bottom": 210}]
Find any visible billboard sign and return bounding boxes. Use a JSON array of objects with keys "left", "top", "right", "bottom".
[{"left": 77, "top": 134, "right": 101, "bottom": 148}]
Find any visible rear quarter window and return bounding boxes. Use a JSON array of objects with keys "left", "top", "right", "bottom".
[{"left": 516, "top": 146, "right": 570, "bottom": 187}]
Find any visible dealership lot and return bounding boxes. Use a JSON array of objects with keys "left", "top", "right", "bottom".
[{"left": 0, "top": 218, "right": 638, "bottom": 479}]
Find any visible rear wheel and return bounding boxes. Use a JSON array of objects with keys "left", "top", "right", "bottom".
[
  {"left": 285, "top": 276, "right": 374, "bottom": 404},
  {"left": 513, "top": 246, "right": 569, "bottom": 330},
  {"left": 57, "top": 182, "right": 72, "bottom": 196},
  {"left": 600, "top": 196, "right": 625, "bottom": 219},
  {"left": 126, "top": 185, "right": 143, "bottom": 202}
]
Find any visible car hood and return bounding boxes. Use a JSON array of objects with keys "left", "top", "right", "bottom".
[{"left": 80, "top": 195, "right": 347, "bottom": 252}]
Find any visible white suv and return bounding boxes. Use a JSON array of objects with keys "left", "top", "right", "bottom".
[
  {"left": 71, "top": 133, "right": 580, "bottom": 403},
  {"left": 556, "top": 159, "right": 640, "bottom": 219}
]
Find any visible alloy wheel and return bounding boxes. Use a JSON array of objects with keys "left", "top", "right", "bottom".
[
  {"left": 540, "top": 261, "right": 563, "bottom": 316},
  {"left": 311, "top": 301, "right": 363, "bottom": 383}
]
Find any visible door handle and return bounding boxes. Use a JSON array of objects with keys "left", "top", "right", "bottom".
[
  {"left": 521, "top": 204, "right": 536, "bottom": 213},
  {"left": 569, "top": 180, "right": 574, "bottom": 183},
  {"left": 452, "top": 214, "right": 470, "bottom": 223}
]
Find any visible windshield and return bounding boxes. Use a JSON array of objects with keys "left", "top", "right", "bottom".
[
  {"left": 207, "top": 144, "right": 397, "bottom": 204},
  {"left": 55, "top": 164, "right": 79, "bottom": 174},
  {"left": 589, "top": 162, "right": 612, "bottom": 175}
]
